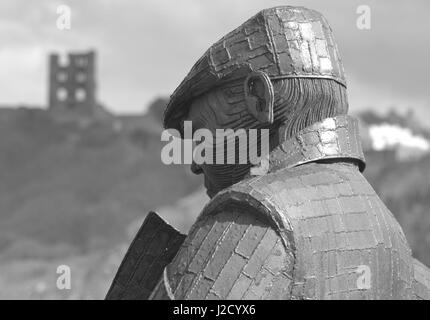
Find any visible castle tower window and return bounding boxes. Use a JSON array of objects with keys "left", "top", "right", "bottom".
[
  {"left": 57, "top": 72, "right": 68, "bottom": 83},
  {"left": 75, "top": 88, "right": 87, "bottom": 102},
  {"left": 57, "top": 87, "right": 68, "bottom": 101},
  {"left": 58, "top": 55, "right": 69, "bottom": 67},
  {"left": 75, "top": 72, "right": 87, "bottom": 83},
  {"left": 75, "top": 57, "right": 87, "bottom": 68}
]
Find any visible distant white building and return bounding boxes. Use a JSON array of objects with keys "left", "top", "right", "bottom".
[{"left": 368, "top": 123, "right": 430, "bottom": 161}]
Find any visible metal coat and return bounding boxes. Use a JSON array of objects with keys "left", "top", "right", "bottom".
[{"left": 153, "top": 116, "right": 430, "bottom": 300}]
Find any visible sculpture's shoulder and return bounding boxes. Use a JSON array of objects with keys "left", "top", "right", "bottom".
[
  {"left": 162, "top": 162, "right": 421, "bottom": 300},
  {"left": 222, "top": 161, "right": 380, "bottom": 233},
  {"left": 164, "top": 195, "right": 295, "bottom": 300},
  {"left": 226, "top": 161, "right": 416, "bottom": 299}
]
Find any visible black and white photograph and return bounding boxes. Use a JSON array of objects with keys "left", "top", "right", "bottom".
[{"left": 1, "top": 0, "right": 429, "bottom": 304}]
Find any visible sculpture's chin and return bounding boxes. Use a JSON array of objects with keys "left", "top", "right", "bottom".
[
  {"left": 203, "top": 174, "right": 220, "bottom": 199},
  {"left": 206, "top": 188, "right": 217, "bottom": 199}
]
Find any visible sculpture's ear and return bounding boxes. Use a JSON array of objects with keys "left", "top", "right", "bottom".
[{"left": 244, "top": 71, "right": 274, "bottom": 124}]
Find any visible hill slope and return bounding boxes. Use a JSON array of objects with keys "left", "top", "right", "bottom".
[{"left": 0, "top": 108, "right": 201, "bottom": 254}]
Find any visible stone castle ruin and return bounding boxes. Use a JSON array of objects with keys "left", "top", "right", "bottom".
[{"left": 48, "top": 50, "right": 106, "bottom": 121}]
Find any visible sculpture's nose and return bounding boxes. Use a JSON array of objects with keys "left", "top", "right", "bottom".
[{"left": 191, "top": 161, "right": 203, "bottom": 175}]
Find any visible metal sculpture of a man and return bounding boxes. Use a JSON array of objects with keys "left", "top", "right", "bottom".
[{"left": 106, "top": 6, "right": 430, "bottom": 300}]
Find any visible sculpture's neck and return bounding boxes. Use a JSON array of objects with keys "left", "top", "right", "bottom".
[{"left": 268, "top": 115, "right": 366, "bottom": 173}]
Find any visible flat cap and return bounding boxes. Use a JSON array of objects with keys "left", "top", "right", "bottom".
[{"left": 164, "top": 6, "right": 346, "bottom": 131}]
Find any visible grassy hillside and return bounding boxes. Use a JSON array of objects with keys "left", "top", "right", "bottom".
[{"left": 0, "top": 107, "right": 201, "bottom": 256}]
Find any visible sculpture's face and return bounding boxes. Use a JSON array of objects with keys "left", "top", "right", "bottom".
[
  {"left": 164, "top": 6, "right": 350, "bottom": 198},
  {"left": 185, "top": 76, "right": 299, "bottom": 197},
  {"left": 187, "top": 90, "right": 237, "bottom": 133},
  {"left": 187, "top": 88, "right": 252, "bottom": 198}
]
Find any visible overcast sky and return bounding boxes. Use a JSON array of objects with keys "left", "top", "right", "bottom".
[{"left": 1, "top": 0, "right": 429, "bottom": 121}]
